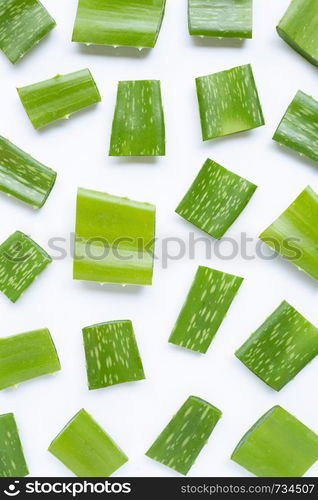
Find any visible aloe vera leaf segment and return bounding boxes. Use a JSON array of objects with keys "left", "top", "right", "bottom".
[{"left": 0, "top": 413, "right": 29, "bottom": 477}]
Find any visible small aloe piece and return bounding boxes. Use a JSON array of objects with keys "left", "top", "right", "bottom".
[
  {"left": 0, "top": 136, "right": 56, "bottom": 208},
  {"left": 146, "top": 396, "right": 222, "bottom": 475},
  {"left": 17, "top": 69, "right": 101, "bottom": 130},
  {"left": 236, "top": 301, "right": 318, "bottom": 391},
  {"left": 73, "top": 187, "right": 156, "bottom": 286},
  {"left": 72, "top": 0, "right": 166, "bottom": 49},
  {"left": 169, "top": 266, "right": 243, "bottom": 354},
  {"left": 0, "top": 328, "right": 60, "bottom": 390},
  {"left": 49, "top": 408, "right": 128, "bottom": 477},
  {"left": 0, "top": 413, "right": 28, "bottom": 477},
  {"left": 109, "top": 80, "right": 165, "bottom": 156},
  {"left": 0, "top": 0, "right": 56, "bottom": 64},
  {"left": 196, "top": 64, "right": 264, "bottom": 141},
  {"left": 231, "top": 406, "right": 318, "bottom": 477},
  {"left": 176, "top": 158, "right": 257, "bottom": 239},
  {"left": 277, "top": 0, "right": 318, "bottom": 67},
  {"left": 273, "top": 91, "right": 318, "bottom": 163},
  {"left": 259, "top": 186, "right": 318, "bottom": 281},
  {"left": 83, "top": 320, "right": 145, "bottom": 390},
  {"left": 0, "top": 230, "right": 52, "bottom": 302},
  {"left": 188, "top": 0, "right": 253, "bottom": 39}
]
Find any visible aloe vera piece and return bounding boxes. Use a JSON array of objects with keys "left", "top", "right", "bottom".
[
  {"left": 0, "top": 0, "right": 55, "bottom": 64},
  {"left": 176, "top": 158, "right": 257, "bottom": 239},
  {"left": 0, "top": 136, "right": 56, "bottom": 208},
  {"left": 236, "top": 301, "right": 318, "bottom": 391},
  {"left": 146, "top": 396, "right": 221, "bottom": 475},
  {"left": 0, "top": 328, "right": 60, "bottom": 390},
  {"left": 72, "top": 0, "right": 166, "bottom": 49},
  {"left": 109, "top": 80, "right": 165, "bottom": 156},
  {"left": 188, "top": 0, "right": 253, "bottom": 38},
  {"left": 232, "top": 406, "right": 318, "bottom": 477},
  {"left": 17, "top": 69, "right": 101, "bottom": 130},
  {"left": 83, "top": 320, "right": 145, "bottom": 390},
  {"left": 259, "top": 186, "right": 318, "bottom": 281},
  {"left": 273, "top": 91, "right": 318, "bottom": 163},
  {"left": 0, "top": 230, "right": 52, "bottom": 302},
  {"left": 277, "top": 0, "right": 318, "bottom": 67},
  {"left": 49, "top": 409, "right": 128, "bottom": 477},
  {"left": 196, "top": 64, "right": 264, "bottom": 141},
  {"left": 73, "top": 187, "right": 156, "bottom": 286},
  {"left": 169, "top": 266, "right": 243, "bottom": 354},
  {"left": 0, "top": 413, "right": 28, "bottom": 477}
]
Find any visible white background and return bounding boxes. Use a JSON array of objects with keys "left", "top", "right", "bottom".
[{"left": 0, "top": 0, "right": 318, "bottom": 478}]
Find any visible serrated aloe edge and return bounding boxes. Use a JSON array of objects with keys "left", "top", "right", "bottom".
[
  {"left": 231, "top": 406, "right": 318, "bottom": 477},
  {"left": 0, "top": 328, "right": 60, "bottom": 390},
  {"left": 48, "top": 409, "right": 128, "bottom": 477},
  {"left": 82, "top": 320, "right": 145, "bottom": 390},
  {"left": 0, "top": 136, "right": 56, "bottom": 208},
  {"left": 0, "top": 0, "right": 56, "bottom": 64},
  {"left": 72, "top": 0, "right": 166, "bottom": 49},
  {"left": 188, "top": 0, "right": 253, "bottom": 39},
  {"left": 235, "top": 301, "right": 318, "bottom": 391},
  {"left": 146, "top": 396, "right": 222, "bottom": 475},
  {"left": 169, "top": 266, "right": 243, "bottom": 354},
  {"left": 17, "top": 69, "right": 101, "bottom": 129},
  {"left": 0, "top": 413, "right": 29, "bottom": 477}
]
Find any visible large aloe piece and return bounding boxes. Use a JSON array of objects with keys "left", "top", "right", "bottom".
[
  {"left": 72, "top": 0, "right": 166, "bottom": 49},
  {"left": 169, "top": 266, "right": 243, "bottom": 354},
  {"left": 49, "top": 409, "right": 128, "bottom": 477},
  {"left": 236, "top": 301, "right": 318, "bottom": 391},
  {"left": 0, "top": 413, "right": 28, "bottom": 477},
  {"left": 109, "top": 80, "right": 165, "bottom": 156},
  {"left": 0, "top": 136, "right": 56, "bottom": 208},
  {"left": 17, "top": 69, "right": 101, "bottom": 130},
  {"left": 146, "top": 396, "right": 221, "bottom": 475},
  {"left": 232, "top": 406, "right": 318, "bottom": 477},
  {"left": 0, "top": 328, "right": 60, "bottom": 390},
  {"left": 0, "top": 0, "right": 56, "bottom": 64},
  {"left": 83, "top": 320, "right": 145, "bottom": 390},
  {"left": 273, "top": 91, "right": 318, "bottom": 163},
  {"left": 259, "top": 186, "right": 318, "bottom": 281},
  {"left": 73, "top": 188, "right": 156, "bottom": 286},
  {"left": 196, "top": 64, "right": 264, "bottom": 141},
  {"left": 176, "top": 158, "right": 257, "bottom": 239},
  {"left": 188, "top": 0, "right": 253, "bottom": 38},
  {"left": 0, "top": 231, "right": 52, "bottom": 302},
  {"left": 277, "top": 0, "right": 318, "bottom": 67}
]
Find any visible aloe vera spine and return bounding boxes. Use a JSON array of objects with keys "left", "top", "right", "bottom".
[
  {"left": 17, "top": 69, "right": 101, "bottom": 130},
  {"left": 0, "top": 413, "right": 28, "bottom": 477}
]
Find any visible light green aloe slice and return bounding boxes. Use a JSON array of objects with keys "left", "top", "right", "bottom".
[{"left": 0, "top": 413, "right": 28, "bottom": 477}]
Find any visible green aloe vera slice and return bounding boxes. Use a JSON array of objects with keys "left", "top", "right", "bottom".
[
  {"left": 0, "top": 136, "right": 56, "bottom": 208},
  {"left": 0, "top": 328, "right": 60, "bottom": 390},
  {"left": 0, "top": 413, "right": 28, "bottom": 477},
  {"left": 236, "top": 301, "right": 318, "bottom": 391},
  {"left": 83, "top": 320, "right": 145, "bottom": 390},
  {"left": 277, "top": 0, "right": 318, "bottom": 67},
  {"left": 196, "top": 64, "right": 264, "bottom": 141},
  {"left": 146, "top": 396, "right": 222, "bottom": 475},
  {"left": 176, "top": 158, "right": 257, "bottom": 239},
  {"left": 17, "top": 69, "right": 101, "bottom": 130},
  {"left": 109, "top": 80, "right": 165, "bottom": 156},
  {"left": 169, "top": 266, "right": 243, "bottom": 354},
  {"left": 273, "top": 91, "right": 318, "bottom": 163},
  {"left": 72, "top": 0, "right": 166, "bottom": 49},
  {"left": 188, "top": 0, "right": 253, "bottom": 39},
  {"left": 0, "top": 231, "right": 52, "bottom": 302},
  {"left": 259, "top": 186, "right": 318, "bottom": 281},
  {"left": 0, "top": 0, "right": 56, "bottom": 64},
  {"left": 73, "top": 187, "right": 156, "bottom": 286},
  {"left": 231, "top": 405, "right": 318, "bottom": 477},
  {"left": 49, "top": 409, "right": 128, "bottom": 477}
]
